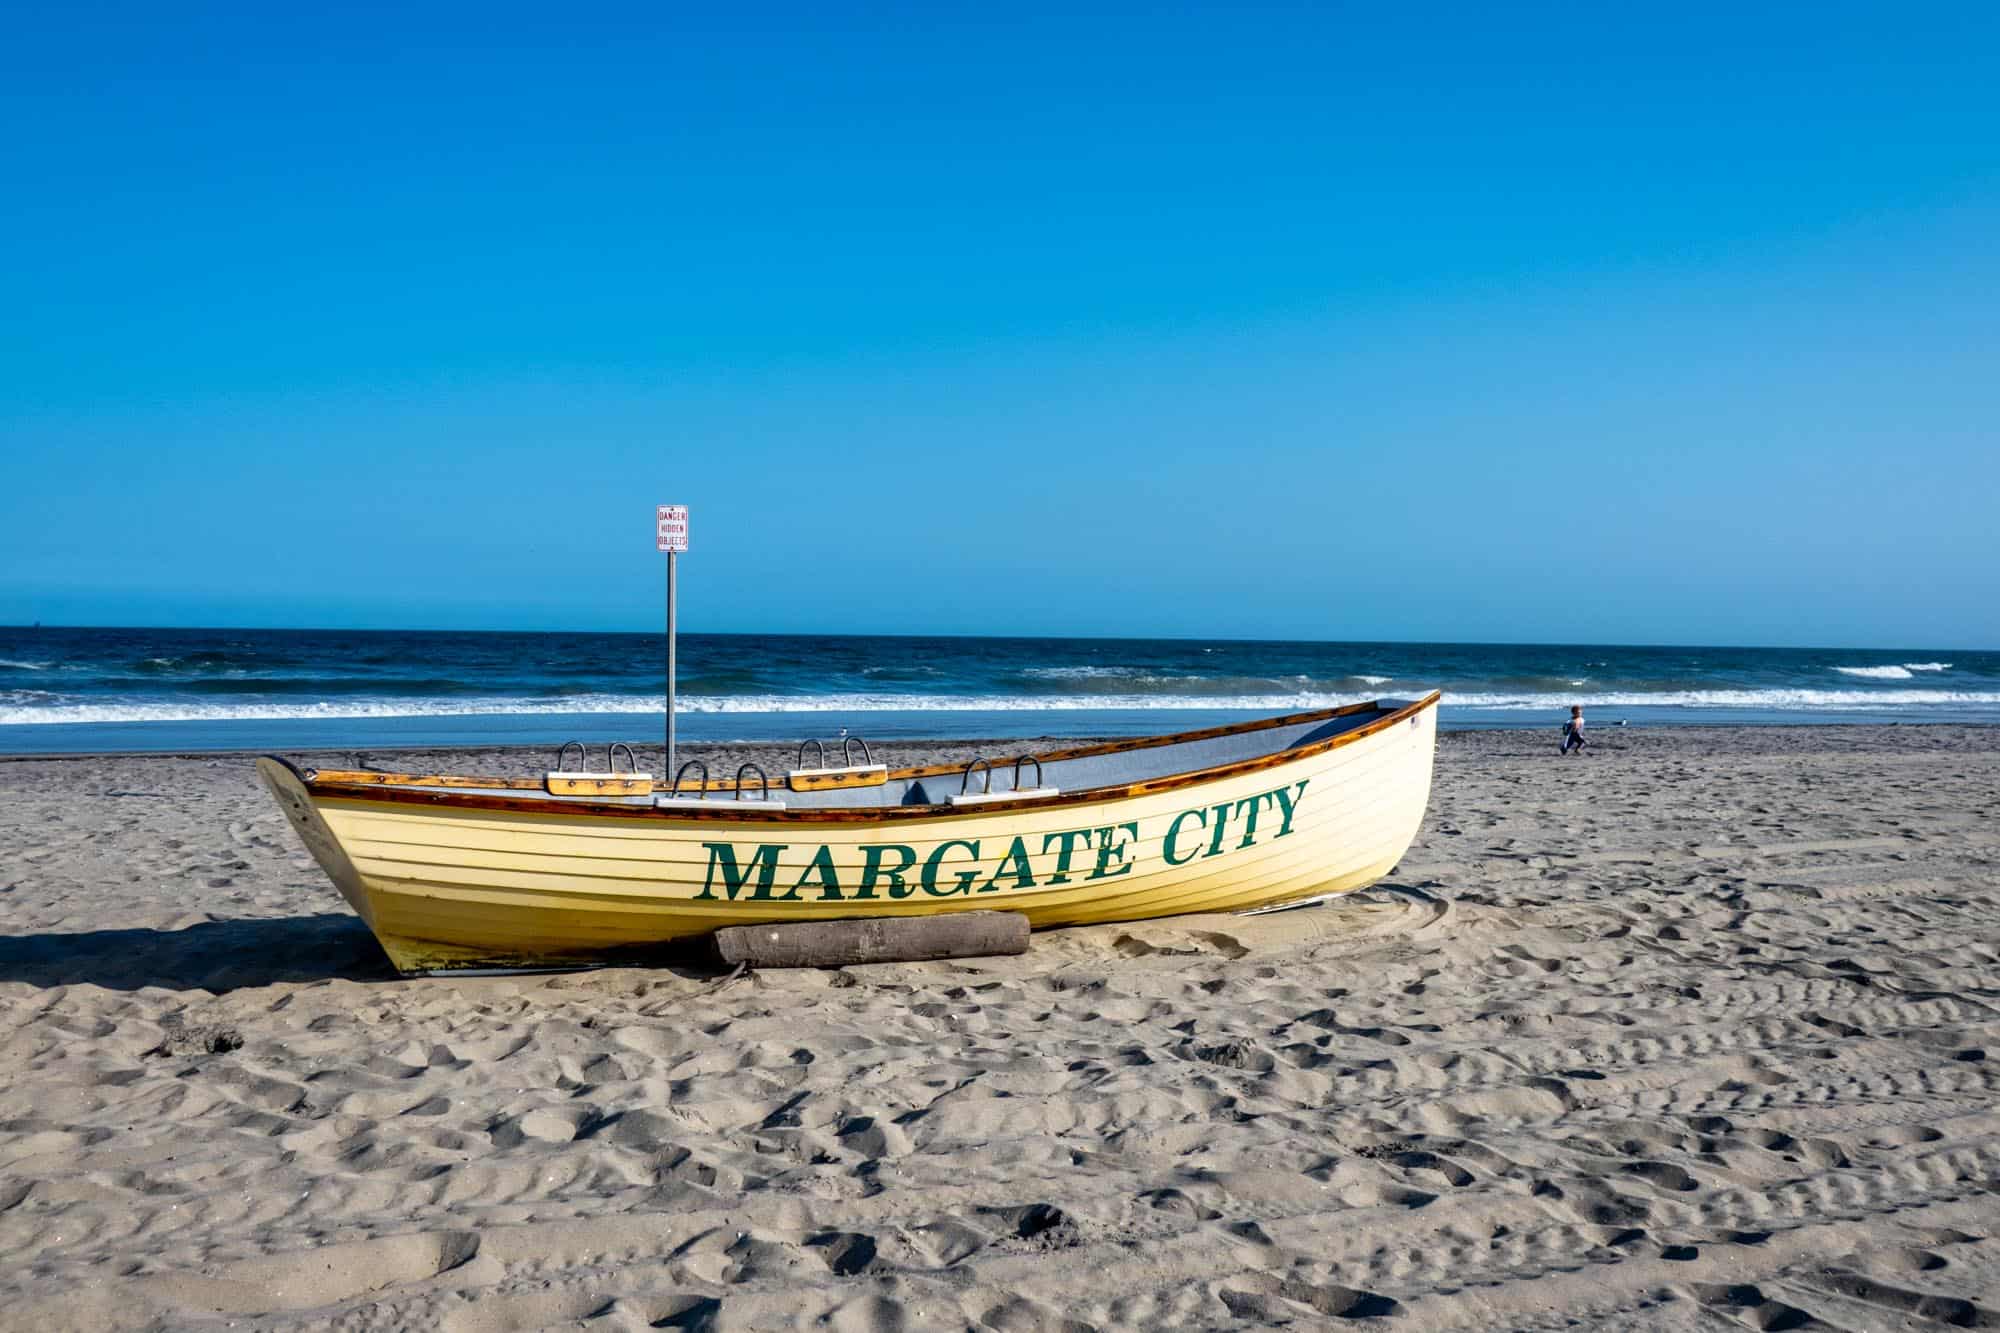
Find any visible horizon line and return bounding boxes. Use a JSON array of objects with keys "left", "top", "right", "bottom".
[{"left": 1, "top": 623, "right": 1991, "bottom": 656}]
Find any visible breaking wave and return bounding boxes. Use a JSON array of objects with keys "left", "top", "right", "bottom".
[{"left": 1834, "top": 662, "right": 1955, "bottom": 680}]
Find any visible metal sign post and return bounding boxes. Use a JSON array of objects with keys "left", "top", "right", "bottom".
[{"left": 655, "top": 505, "right": 689, "bottom": 779}]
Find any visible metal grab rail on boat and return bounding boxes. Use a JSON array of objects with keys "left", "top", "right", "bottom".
[
  {"left": 551, "top": 741, "right": 649, "bottom": 774},
  {"left": 785, "top": 734, "right": 886, "bottom": 791},
  {"left": 545, "top": 740, "right": 655, "bottom": 795},
  {"left": 657, "top": 760, "right": 786, "bottom": 810},
  {"left": 950, "top": 753, "right": 1060, "bottom": 806},
  {"left": 794, "top": 735, "right": 876, "bottom": 770}
]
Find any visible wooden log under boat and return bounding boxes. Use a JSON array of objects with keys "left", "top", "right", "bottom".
[{"left": 712, "top": 910, "right": 1030, "bottom": 968}]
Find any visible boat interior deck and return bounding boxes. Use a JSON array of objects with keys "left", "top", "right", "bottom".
[{"left": 791, "top": 702, "right": 1401, "bottom": 809}]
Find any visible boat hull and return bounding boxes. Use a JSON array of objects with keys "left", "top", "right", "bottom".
[{"left": 261, "top": 698, "right": 1438, "bottom": 974}]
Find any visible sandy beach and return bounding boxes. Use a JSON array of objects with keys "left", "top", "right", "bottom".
[{"left": 3, "top": 725, "right": 1999, "bottom": 1331}]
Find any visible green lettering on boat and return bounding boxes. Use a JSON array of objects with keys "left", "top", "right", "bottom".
[
  {"left": 857, "top": 844, "right": 918, "bottom": 899},
  {"left": 1271, "top": 780, "right": 1309, "bottom": 837},
  {"left": 792, "top": 844, "right": 842, "bottom": 901},
  {"left": 1088, "top": 821, "right": 1139, "bottom": 879},
  {"left": 921, "top": 838, "right": 982, "bottom": 896},
  {"left": 697, "top": 842, "right": 790, "bottom": 901},
  {"left": 982, "top": 835, "right": 1036, "bottom": 893},
  {"left": 1203, "top": 800, "right": 1237, "bottom": 857},
  {"left": 1040, "top": 828, "right": 1094, "bottom": 885},
  {"left": 1232, "top": 791, "right": 1270, "bottom": 849},
  {"left": 1163, "top": 808, "right": 1207, "bottom": 866}
]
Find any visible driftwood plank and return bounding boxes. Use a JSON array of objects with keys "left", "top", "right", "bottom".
[{"left": 713, "top": 911, "right": 1030, "bottom": 968}]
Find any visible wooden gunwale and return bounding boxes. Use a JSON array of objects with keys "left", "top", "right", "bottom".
[{"left": 294, "top": 692, "right": 1440, "bottom": 826}]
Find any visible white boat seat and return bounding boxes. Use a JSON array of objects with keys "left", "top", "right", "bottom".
[
  {"left": 655, "top": 795, "right": 787, "bottom": 811},
  {"left": 950, "top": 786, "right": 1061, "bottom": 807}
]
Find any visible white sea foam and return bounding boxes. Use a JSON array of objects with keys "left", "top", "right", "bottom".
[
  {"left": 0, "top": 689, "right": 57, "bottom": 707},
  {"left": 0, "top": 659, "right": 51, "bottom": 671},
  {"left": 7, "top": 687, "right": 2000, "bottom": 727},
  {"left": 1834, "top": 665, "right": 1913, "bottom": 680},
  {"left": 1903, "top": 662, "right": 1952, "bottom": 672},
  {"left": 1021, "top": 666, "right": 1149, "bottom": 680},
  {"left": 1442, "top": 688, "right": 2000, "bottom": 711},
  {"left": 1354, "top": 675, "right": 1393, "bottom": 686}
]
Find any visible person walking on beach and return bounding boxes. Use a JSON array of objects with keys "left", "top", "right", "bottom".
[{"left": 1560, "top": 704, "right": 1587, "bottom": 755}]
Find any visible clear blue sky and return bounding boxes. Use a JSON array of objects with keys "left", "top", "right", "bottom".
[{"left": 2, "top": 4, "right": 1995, "bottom": 647}]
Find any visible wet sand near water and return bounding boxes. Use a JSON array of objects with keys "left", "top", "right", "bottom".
[{"left": 3, "top": 726, "right": 1999, "bottom": 1330}]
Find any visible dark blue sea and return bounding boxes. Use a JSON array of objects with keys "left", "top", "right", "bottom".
[{"left": 1, "top": 627, "right": 1994, "bottom": 754}]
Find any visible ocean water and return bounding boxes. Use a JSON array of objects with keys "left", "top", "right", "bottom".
[{"left": 0, "top": 626, "right": 1995, "bottom": 754}]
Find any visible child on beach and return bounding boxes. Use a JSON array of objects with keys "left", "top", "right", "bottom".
[{"left": 1560, "top": 705, "right": 1587, "bottom": 754}]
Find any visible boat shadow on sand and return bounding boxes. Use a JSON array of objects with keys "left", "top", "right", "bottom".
[
  {"left": 0, "top": 914, "right": 735, "bottom": 993},
  {"left": 0, "top": 886, "right": 1451, "bottom": 993},
  {"left": 0, "top": 914, "right": 401, "bottom": 992}
]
